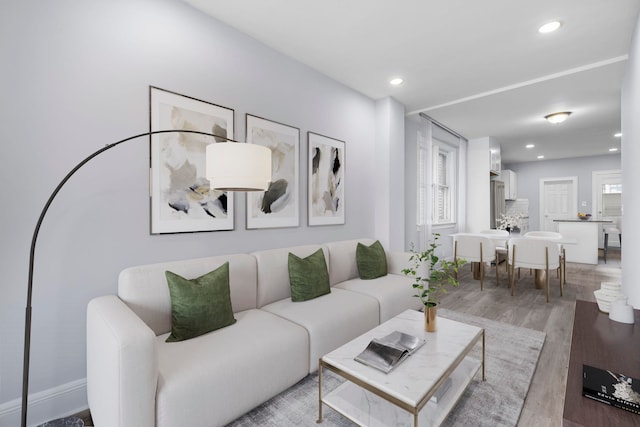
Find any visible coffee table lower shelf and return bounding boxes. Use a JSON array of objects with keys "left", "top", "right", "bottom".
[{"left": 321, "top": 357, "right": 481, "bottom": 427}]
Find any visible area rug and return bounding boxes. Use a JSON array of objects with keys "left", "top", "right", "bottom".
[{"left": 227, "top": 310, "right": 546, "bottom": 427}]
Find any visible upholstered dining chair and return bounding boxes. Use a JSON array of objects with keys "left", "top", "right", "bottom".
[
  {"left": 453, "top": 234, "right": 498, "bottom": 290},
  {"left": 524, "top": 231, "right": 566, "bottom": 283},
  {"left": 508, "top": 237, "right": 563, "bottom": 303},
  {"left": 479, "top": 229, "right": 509, "bottom": 275}
]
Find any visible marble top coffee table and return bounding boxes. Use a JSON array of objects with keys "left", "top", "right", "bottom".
[{"left": 317, "top": 309, "right": 485, "bottom": 427}]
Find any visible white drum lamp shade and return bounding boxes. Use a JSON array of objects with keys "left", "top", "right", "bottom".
[{"left": 206, "top": 142, "right": 271, "bottom": 191}]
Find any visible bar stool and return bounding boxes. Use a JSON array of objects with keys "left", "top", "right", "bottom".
[{"left": 603, "top": 224, "right": 622, "bottom": 264}]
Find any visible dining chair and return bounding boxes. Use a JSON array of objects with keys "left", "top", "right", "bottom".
[
  {"left": 453, "top": 234, "right": 498, "bottom": 290},
  {"left": 479, "top": 229, "right": 509, "bottom": 275},
  {"left": 508, "top": 237, "right": 563, "bottom": 303},
  {"left": 524, "top": 231, "right": 566, "bottom": 283}
]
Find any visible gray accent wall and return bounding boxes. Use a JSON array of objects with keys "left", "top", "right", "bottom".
[
  {"left": 504, "top": 154, "right": 621, "bottom": 230},
  {"left": 0, "top": 0, "right": 378, "bottom": 422}
]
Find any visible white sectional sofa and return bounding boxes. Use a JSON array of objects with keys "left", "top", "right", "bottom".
[{"left": 86, "top": 238, "right": 422, "bottom": 427}]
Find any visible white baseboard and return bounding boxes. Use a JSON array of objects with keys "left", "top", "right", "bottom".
[{"left": 0, "top": 378, "right": 88, "bottom": 427}]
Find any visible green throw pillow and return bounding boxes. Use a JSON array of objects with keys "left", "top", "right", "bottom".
[
  {"left": 288, "top": 249, "right": 331, "bottom": 302},
  {"left": 165, "top": 262, "right": 236, "bottom": 342},
  {"left": 356, "top": 240, "right": 388, "bottom": 280}
]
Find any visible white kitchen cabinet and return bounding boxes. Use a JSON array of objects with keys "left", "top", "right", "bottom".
[
  {"left": 502, "top": 169, "right": 517, "bottom": 200},
  {"left": 489, "top": 141, "right": 501, "bottom": 176}
]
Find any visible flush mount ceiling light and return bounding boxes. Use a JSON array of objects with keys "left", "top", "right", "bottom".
[
  {"left": 544, "top": 111, "right": 572, "bottom": 124},
  {"left": 525, "top": 144, "right": 535, "bottom": 149},
  {"left": 389, "top": 77, "right": 404, "bottom": 86},
  {"left": 539, "top": 21, "right": 562, "bottom": 33}
]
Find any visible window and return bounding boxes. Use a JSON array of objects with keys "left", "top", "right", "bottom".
[
  {"left": 432, "top": 141, "right": 456, "bottom": 224},
  {"left": 415, "top": 115, "right": 464, "bottom": 251},
  {"left": 602, "top": 183, "right": 622, "bottom": 217}
]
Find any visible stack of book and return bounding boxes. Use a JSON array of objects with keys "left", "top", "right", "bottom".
[{"left": 582, "top": 364, "right": 640, "bottom": 415}]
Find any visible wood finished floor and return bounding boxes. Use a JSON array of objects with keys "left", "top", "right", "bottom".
[
  {"left": 439, "top": 247, "right": 621, "bottom": 427},
  {"left": 78, "top": 248, "right": 622, "bottom": 427}
]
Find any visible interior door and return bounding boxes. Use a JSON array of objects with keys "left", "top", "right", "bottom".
[
  {"left": 539, "top": 177, "right": 578, "bottom": 231},
  {"left": 592, "top": 170, "right": 622, "bottom": 248}
]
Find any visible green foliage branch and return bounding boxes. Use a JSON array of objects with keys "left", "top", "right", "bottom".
[{"left": 402, "top": 233, "right": 466, "bottom": 307}]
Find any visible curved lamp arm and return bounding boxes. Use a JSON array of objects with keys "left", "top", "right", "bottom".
[{"left": 21, "top": 129, "right": 239, "bottom": 427}]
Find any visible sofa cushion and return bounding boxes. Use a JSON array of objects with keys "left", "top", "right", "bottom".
[
  {"left": 165, "top": 263, "right": 236, "bottom": 342},
  {"left": 118, "top": 254, "right": 257, "bottom": 335},
  {"left": 325, "top": 238, "right": 376, "bottom": 285},
  {"left": 155, "top": 309, "right": 309, "bottom": 427},
  {"left": 261, "top": 288, "right": 379, "bottom": 372},
  {"left": 356, "top": 240, "right": 388, "bottom": 279},
  {"left": 335, "top": 275, "right": 423, "bottom": 322},
  {"left": 253, "top": 244, "right": 328, "bottom": 308},
  {"left": 288, "top": 249, "right": 331, "bottom": 302}
]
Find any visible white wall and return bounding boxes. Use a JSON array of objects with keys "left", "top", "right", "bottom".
[
  {"left": 0, "top": 0, "right": 378, "bottom": 424},
  {"left": 404, "top": 116, "right": 421, "bottom": 248},
  {"left": 375, "top": 97, "right": 405, "bottom": 251},
  {"left": 466, "top": 137, "right": 492, "bottom": 232},
  {"left": 622, "top": 11, "right": 640, "bottom": 308},
  {"left": 504, "top": 155, "right": 621, "bottom": 230}
]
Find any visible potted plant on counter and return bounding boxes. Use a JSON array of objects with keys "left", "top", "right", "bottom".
[{"left": 402, "top": 233, "right": 465, "bottom": 332}]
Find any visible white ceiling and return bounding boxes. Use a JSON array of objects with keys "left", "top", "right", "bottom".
[{"left": 181, "top": 0, "right": 640, "bottom": 163}]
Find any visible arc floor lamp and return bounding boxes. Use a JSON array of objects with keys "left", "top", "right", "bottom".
[{"left": 21, "top": 129, "right": 271, "bottom": 427}]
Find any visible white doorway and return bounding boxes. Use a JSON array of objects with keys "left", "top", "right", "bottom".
[
  {"left": 592, "top": 170, "right": 622, "bottom": 248},
  {"left": 539, "top": 176, "right": 578, "bottom": 231}
]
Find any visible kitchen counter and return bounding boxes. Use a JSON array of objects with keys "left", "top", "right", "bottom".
[
  {"left": 553, "top": 219, "right": 612, "bottom": 264},
  {"left": 554, "top": 219, "right": 612, "bottom": 223}
]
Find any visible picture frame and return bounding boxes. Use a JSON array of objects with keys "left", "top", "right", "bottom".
[
  {"left": 308, "top": 132, "right": 345, "bottom": 226},
  {"left": 149, "top": 86, "right": 234, "bottom": 234},
  {"left": 245, "top": 114, "right": 300, "bottom": 229}
]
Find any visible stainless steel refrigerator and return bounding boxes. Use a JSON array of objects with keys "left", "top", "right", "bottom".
[{"left": 490, "top": 180, "right": 506, "bottom": 229}]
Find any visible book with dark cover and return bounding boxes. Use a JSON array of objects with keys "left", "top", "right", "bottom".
[
  {"left": 582, "top": 364, "right": 640, "bottom": 415},
  {"left": 354, "top": 331, "right": 425, "bottom": 373}
]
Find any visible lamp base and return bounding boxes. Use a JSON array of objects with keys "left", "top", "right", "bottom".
[{"left": 38, "top": 417, "right": 84, "bottom": 427}]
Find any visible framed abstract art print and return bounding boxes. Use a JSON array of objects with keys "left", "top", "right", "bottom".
[
  {"left": 149, "top": 86, "right": 234, "bottom": 234},
  {"left": 307, "top": 132, "right": 345, "bottom": 226},
  {"left": 245, "top": 114, "right": 300, "bottom": 229}
]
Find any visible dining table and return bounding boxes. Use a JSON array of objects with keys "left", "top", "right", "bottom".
[{"left": 451, "top": 232, "right": 577, "bottom": 289}]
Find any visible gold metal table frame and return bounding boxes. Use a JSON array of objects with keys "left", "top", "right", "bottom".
[{"left": 317, "top": 329, "right": 485, "bottom": 427}]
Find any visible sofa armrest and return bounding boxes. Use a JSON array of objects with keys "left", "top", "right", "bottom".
[{"left": 87, "top": 295, "right": 158, "bottom": 427}]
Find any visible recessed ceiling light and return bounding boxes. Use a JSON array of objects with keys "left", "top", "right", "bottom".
[
  {"left": 614, "top": 132, "right": 622, "bottom": 138},
  {"left": 609, "top": 148, "right": 619, "bottom": 152},
  {"left": 389, "top": 77, "right": 404, "bottom": 86},
  {"left": 537, "top": 155, "right": 545, "bottom": 159},
  {"left": 538, "top": 21, "right": 562, "bottom": 33},
  {"left": 544, "top": 111, "right": 572, "bottom": 124},
  {"left": 525, "top": 144, "right": 535, "bottom": 149}
]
